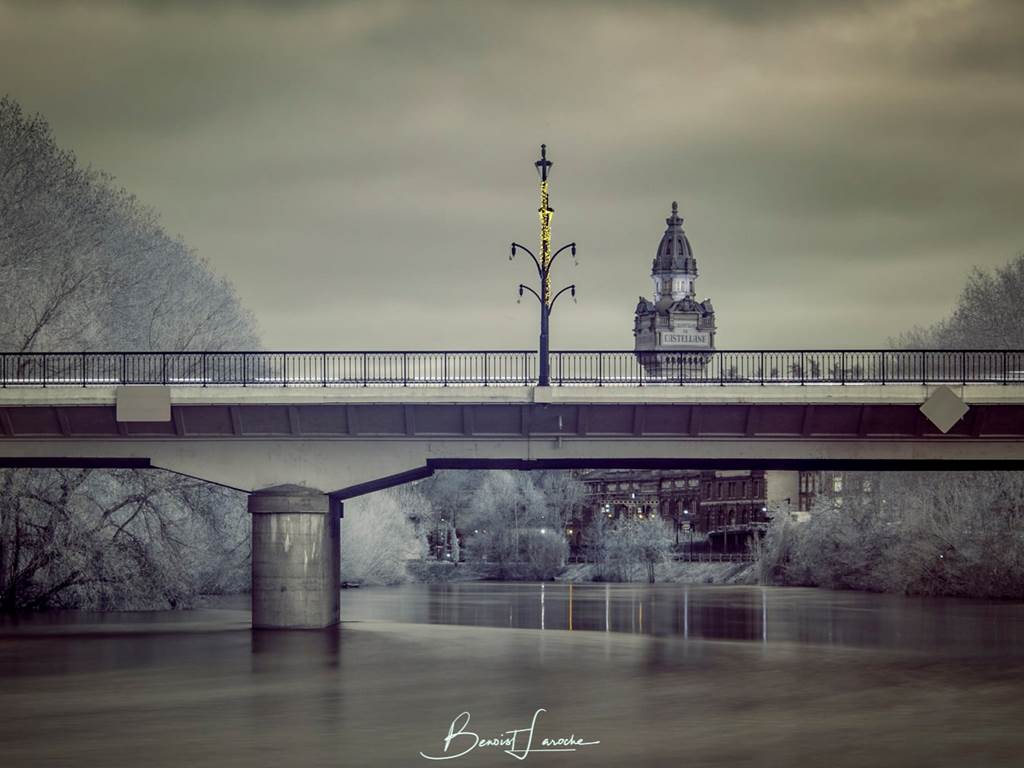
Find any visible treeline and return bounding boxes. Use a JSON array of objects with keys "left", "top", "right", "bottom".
[
  {"left": 0, "top": 96, "right": 258, "bottom": 610},
  {"left": 341, "top": 469, "right": 677, "bottom": 585},
  {"left": 342, "top": 471, "right": 584, "bottom": 583},
  {"left": 759, "top": 254, "right": 1024, "bottom": 599},
  {"left": 757, "top": 472, "right": 1024, "bottom": 598}
]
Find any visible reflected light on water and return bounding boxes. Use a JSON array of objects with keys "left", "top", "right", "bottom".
[{"left": 2, "top": 584, "right": 1024, "bottom": 767}]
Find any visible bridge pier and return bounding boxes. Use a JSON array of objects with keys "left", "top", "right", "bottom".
[{"left": 249, "top": 485, "right": 340, "bottom": 629}]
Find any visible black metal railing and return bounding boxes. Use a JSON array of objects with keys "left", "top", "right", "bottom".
[{"left": 1, "top": 350, "right": 1023, "bottom": 387}]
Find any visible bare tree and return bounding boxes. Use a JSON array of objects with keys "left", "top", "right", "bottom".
[
  {"left": 462, "top": 471, "right": 557, "bottom": 579},
  {"left": 0, "top": 469, "right": 247, "bottom": 610},
  {"left": 341, "top": 486, "right": 427, "bottom": 585},
  {"left": 0, "top": 95, "right": 259, "bottom": 611},
  {"left": 761, "top": 472, "right": 1024, "bottom": 598},
  {"left": 581, "top": 513, "right": 673, "bottom": 583},
  {"left": 892, "top": 252, "right": 1024, "bottom": 349}
]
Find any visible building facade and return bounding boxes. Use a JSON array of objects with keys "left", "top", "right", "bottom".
[
  {"left": 576, "top": 468, "right": 798, "bottom": 551},
  {"left": 797, "top": 470, "right": 879, "bottom": 520},
  {"left": 569, "top": 202, "right": 804, "bottom": 555},
  {"left": 634, "top": 202, "right": 716, "bottom": 377}
]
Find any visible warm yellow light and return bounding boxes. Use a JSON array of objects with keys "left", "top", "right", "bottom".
[{"left": 539, "top": 180, "right": 552, "bottom": 303}]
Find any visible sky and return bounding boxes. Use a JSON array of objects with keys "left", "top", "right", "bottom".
[{"left": 1, "top": 0, "right": 1022, "bottom": 350}]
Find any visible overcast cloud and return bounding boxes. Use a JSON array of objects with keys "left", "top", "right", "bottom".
[{"left": 2, "top": 0, "right": 1022, "bottom": 349}]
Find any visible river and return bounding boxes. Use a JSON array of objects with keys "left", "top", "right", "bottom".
[{"left": 2, "top": 583, "right": 1023, "bottom": 767}]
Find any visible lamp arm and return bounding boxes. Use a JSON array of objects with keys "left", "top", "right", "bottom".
[
  {"left": 517, "top": 284, "right": 543, "bottom": 304},
  {"left": 548, "top": 242, "right": 577, "bottom": 271},
  {"left": 549, "top": 284, "right": 576, "bottom": 311},
  {"left": 510, "top": 242, "right": 543, "bottom": 277}
]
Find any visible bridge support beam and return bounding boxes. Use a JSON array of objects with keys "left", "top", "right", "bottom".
[{"left": 249, "top": 485, "right": 340, "bottom": 629}]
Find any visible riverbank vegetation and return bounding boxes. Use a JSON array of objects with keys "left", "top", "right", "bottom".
[
  {"left": 756, "top": 472, "right": 1024, "bottom": 599},
  {"left": 342, "top": 470, "right": 679, "bottom": 586},
  {"left": 757, "top": 256, "right": 1024, "bottom": 599},
  {"left": 0, "top": 96, "right": 257, "bottom": 611}
]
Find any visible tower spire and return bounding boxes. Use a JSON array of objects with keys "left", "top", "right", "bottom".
[{"left": 667, "top": 200, "right": 683, "bottom": 228}]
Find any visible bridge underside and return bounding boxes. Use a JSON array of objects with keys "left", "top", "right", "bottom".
[
  {"left": 5, "top": 389, "right": 1024, "bottom": 629},
  {"left": 3, "top": 398, "right": 1024, "bottom": 493}
]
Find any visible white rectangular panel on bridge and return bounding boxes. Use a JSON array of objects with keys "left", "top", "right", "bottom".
[{"left": 115, "top": 386, "right": 171, "bottom": 422}]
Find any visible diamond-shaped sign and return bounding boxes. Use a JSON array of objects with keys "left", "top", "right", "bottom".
[{"left": 920, "top": 386, "right": 969, "bottom": 433}]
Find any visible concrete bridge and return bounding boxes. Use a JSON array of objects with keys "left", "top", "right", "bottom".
[{"left": 3, "top": 349, "right": 1024, "bottom": 629}]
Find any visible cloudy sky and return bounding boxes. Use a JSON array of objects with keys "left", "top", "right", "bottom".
[{"left": 2, "top": 0, "right": 1022, "bottom": 350}]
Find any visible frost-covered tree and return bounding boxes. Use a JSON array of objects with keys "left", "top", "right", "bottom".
[
  {"left": 0, "top": 95, "right": 258, "bottom": 611},
  {"left": 781, "top": 251, "right": 1024, "bottom": 598},
  {"left": 892, "top": 252, "right": 1024, "bottom": 349},
  {"left": 0, "top": 95, "right": 258, "bottom": 352},
  {"left": 594, "top": 516, "right": 674, "bottom": 583},
  {"left": 340, "top": 486, "right": 427, "bottom": 585},
  {"left": 763, "top": 472, "right": 1024, "bottom": 598}
]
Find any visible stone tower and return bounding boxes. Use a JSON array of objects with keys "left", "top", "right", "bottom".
[{"left": 633, "top": 202, "right": 716, "bottom": 378}]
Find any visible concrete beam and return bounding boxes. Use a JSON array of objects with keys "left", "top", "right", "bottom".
[
  {"left": 3, "top": 383, "right": 1024, "bottom": 408},
  {"left": 4, "top": 436, "right": 1024, "bottom": 493}
]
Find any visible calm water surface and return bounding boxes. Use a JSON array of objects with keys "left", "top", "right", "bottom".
[{"left": 2, "top": 583, "right": 1024, "bottom": 767}]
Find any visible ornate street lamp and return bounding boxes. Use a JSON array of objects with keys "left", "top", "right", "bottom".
[{"left": 510, "top": 144, "right": 578, "bottom": 386}]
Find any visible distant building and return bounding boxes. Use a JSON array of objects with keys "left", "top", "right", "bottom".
[
  {"left": 570, "top": 202, "right": 804, "bottom": 556},
  {"left": 634, "top": 202, "right": 716, "bottom": 377},
  {"left": 796, "top": 470, "right": 879, "bottom": 521},
  {"left": 575, "top": 468, "right": 797, "bottom": 554}
]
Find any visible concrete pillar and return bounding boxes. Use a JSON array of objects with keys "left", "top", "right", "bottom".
[{"left": 249, "top": 484, "right": 340, "bottom": 629}]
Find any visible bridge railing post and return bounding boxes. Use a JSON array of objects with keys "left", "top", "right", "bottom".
[{"left": 1003, "top": 350, "right": 1008, "bottom": 385}]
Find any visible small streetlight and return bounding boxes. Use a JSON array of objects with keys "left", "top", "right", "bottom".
[{"left": 510, "top": 144, "right": 578, "bottom": 386}]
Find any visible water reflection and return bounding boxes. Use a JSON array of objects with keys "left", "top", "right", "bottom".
[
  {"left": 342, "top": 582, "right": 1024, "bottom": 655},
  {"left": 2, "top": 586, "right": 1024, "bottom": 767}
]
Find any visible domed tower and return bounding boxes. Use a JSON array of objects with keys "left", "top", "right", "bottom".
[{"left": 634, "top": 202, "right": 716, "bottom": 378}]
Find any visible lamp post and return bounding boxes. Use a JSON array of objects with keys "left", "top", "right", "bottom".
[{"left": 510, "top": 144, "right": 578, "bottom": 386}]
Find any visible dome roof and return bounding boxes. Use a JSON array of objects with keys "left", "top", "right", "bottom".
[{"left": 652, "top": 201, "right": 697, "bottom": 275}]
